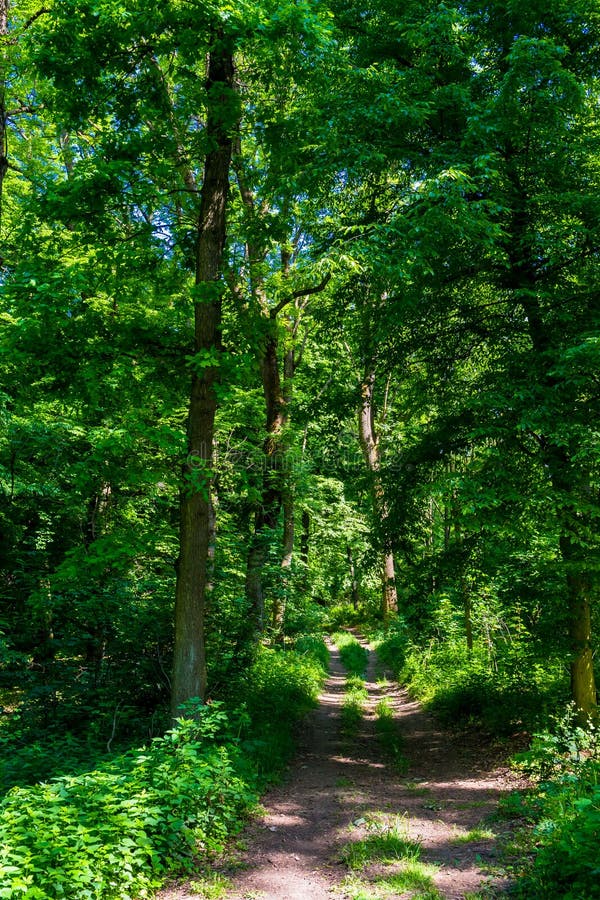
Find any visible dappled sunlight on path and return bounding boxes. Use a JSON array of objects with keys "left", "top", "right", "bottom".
[{"left": 161, "top": 637, "right": 520, "bottom": 900}]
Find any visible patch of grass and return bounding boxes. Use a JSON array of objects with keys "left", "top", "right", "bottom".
[
  {"left": 341, "top": 695, "right": 364, "bottom": 736},
  {"left": 332, "top": 632, "right": 369, "bottom": 677},
  {"left": 377, "top": 861, "right": 440, "bottom": 893},
  {"left": 189, "top": 870, "right": 232, "bottom": 898},
  {"left": 450, "top": 826, "right": 496, "bottom": 845},
  {"left": 341, "top": 860, "right": 441, "bottom": 900},
  {"left": 454, "top": 799, "right": 490, "bottom": 810},
  {"left": 375, "top": 697, "right": 408, "bottom": 773},
  {"left": 341, "top": 674, "right": 368, "bottom": 738},
  {"left": 336, "top": 776, "right": 354, "bottom": 788},
  {"left": 341, "top": 817, "right": 421, "bottom": 870},
  {"left": 404, "top": 780, "right": 432, "bottom": 796},
  {"left": 340, "top": 874, "right": 378, "bottom": 900}
]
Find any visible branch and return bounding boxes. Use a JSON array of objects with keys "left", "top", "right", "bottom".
[
  {"left": 5, "top": 7, "right": 49, "bottom": 43},
  {"left": 270, "top": 272, "right": 331, "bottom": 319}
]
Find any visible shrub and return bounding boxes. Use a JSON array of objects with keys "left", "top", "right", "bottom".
[
  {"left": 293, "top": 633, "right": 330, "bottom": 672},
  {"left": 332, "top": 632, "right": 368, "bottom": 677},
  {"left": 400, "top": 639, "right": 565, "bottom": 734},
  {"left": 372, "top": 623, "right": 408, "bottom": 677},
  {"left": 0, "top": 704, "right": 256, "bottom": 900},
  {"left": 502, "top": 709, "right": 600, "bottom": 898},
  {"left": 0, "top": 641, "right": 327, "bottom": 898}
]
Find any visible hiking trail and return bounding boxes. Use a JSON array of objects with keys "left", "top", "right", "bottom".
[{"left": 161, "top": 638, "right": 524, "bottom": 899}]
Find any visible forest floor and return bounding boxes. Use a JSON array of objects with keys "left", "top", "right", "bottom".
[{"left": 161, "top": 638, "right": 527, "bottom": 900}]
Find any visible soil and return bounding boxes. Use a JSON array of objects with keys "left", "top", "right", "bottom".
[{"left": 160, "top": 638, "right": 526, "bottom": 900}]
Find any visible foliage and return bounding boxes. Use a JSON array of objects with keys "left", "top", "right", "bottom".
[
  {"left": 0, "top": 0, "right": 600, "bottom": 892},
  {"left": 399, "top": 637, "right": 566, "bottom": 735},
  {"left": 0, "top": 704, "right": 256, "bottom": 900},
  {"left": 502, "top": 708, "right": 600, "bottom": 898},
  {"left": 232, "top": 644, "right": 326, "bottom": 781},
  {"left": 371, "top": 624, "right": 408, "bottom": 678},
  {"left": 0, "top": 642, "right": 326, "bottom": 898},
  {"left": 332, "top": 632, "right": 369, "bottom": 677},
  {"left": 293, "top": 633, "right": 330, "bottom": 672}
]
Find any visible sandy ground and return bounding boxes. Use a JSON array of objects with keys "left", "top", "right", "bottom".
[{"left": 161, "top": 638, "right": 524, "bottom": 900}]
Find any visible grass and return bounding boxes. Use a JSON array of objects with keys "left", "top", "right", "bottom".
[
  {"left": 341, "top": 826, "right": 441, "bottom": 899},
  {"left": 332, "top": 631, "right": 369, "bottom": 677},
  {"left": 189, "top": 871, "right": 232, "bottom": 898},
  {"left": 342, "top": 865, "right": 442, "bottom": 899},
  {"left": 374, "top": 696, "right": 408, "bottom": 773},
  {"left": 404, "top": 780, "right": 432, "bottom": 796},
  {"left": 341, "top": 673, "right": 369, "bottom": 738},
  {"left": 450, "top": 825, "right": 496, "bottom": 845},
  {"left": 335, "top": 776, "right": 354, "bottom": 788},
  {"left": 341, "top": 816, "right": 422, "bottom": 870}
]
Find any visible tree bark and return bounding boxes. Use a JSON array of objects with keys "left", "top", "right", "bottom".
[
  {"left": 171, "top": 43, "right": 234, "bottom": 717},
  {"left": 358, "top": 370, "right": 398, "bottom": 621},
  {"left": 245, "top": 327, "right": 286, "bottom": 633},
  {"left": 347, "top": 545, "right": 360, "bottom": 608}
]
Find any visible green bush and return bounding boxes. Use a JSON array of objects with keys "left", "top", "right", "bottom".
[
  {"left": 400, "top": 639, "right": 565, "bottom": 734},
  {"left": 0, "top": 704, "right": 256, "bottom": 900},
  {"left": 372, "top": 623, "right": 407, "bottom": 677},
  {"left": 326, "top": 603, "right": 364, "bottom": 630},
  {"left": 332, "top": 631, "right": 368, "bottom": 677},
  {"left": 233, "top": 643, "right": 326, "bottom": 781},
  {"left": 293, "top": 633, "right": 330, "bottom": 672},
  {"left": 507, "top": 712, "right": 600, "bottom": 898},
  {"left": 0, "top": 641, "right": 327, "bottom": 899}
]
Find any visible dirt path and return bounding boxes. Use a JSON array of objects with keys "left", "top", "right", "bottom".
[{"left": 162, "top": 639, "right": 522, "bottom": 899}]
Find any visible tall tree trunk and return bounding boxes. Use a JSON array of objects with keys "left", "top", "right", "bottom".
[
  {"left": 245, "top": 328, "right": 286, "bottom": 634},
  {"left": 358, "top": 370, "right": 398, "bottom": 621},
  {"left": 347, "top": 545, "right": 360, "bottom": 608},
  {"left": 274, "top": 344, "right": 296, "bottom": 632},
  {"left": 171, "top": 43, "right": 234, "bottom": 717},
  {"left": 300, "top": 508, "right": 310, "bottom": 585}
]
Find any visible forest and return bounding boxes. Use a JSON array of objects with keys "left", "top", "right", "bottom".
[{"left": 0, "top": 0, "right": 599, "bottom": 897}]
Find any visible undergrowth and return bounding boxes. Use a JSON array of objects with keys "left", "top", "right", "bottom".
[
  {"left": 332, "top": 631, "right": 368, "bottom": 677},
  {"left": 499, "top": 707, "right": 600, "bottom": 898},
  {"left": 341, "top": 675, "right": 368, "bottom": 737},
  {"left": 395, "top": 636, "right": 563, "bottom": 736},
  {"left": 0, "top": 638, "right": 328, "bottom": 899}
]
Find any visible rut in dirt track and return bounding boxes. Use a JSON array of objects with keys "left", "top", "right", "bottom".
[{"left": 162, "top": 638, "right": 520, "bottom": 900}]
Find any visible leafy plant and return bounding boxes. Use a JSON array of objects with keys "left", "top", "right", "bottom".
[{"left": 333, "top": 632, "right": 369, "bottom": 677}]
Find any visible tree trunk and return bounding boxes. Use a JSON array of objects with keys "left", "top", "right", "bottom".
[
  {"left": 171, "top": 43, "right": 234, "bottom": 717},
  {"left": 245, "top": 328, "right": 286, "bottom": 634},
  {"left": 358, "top": 370, "right": 398, "bottom": 621},
  {"left": 347, "top": 545, "right": 360, "bottom": 608},
  {"left": 300, "top": 508, "right": 310, "bottom": 584}
]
